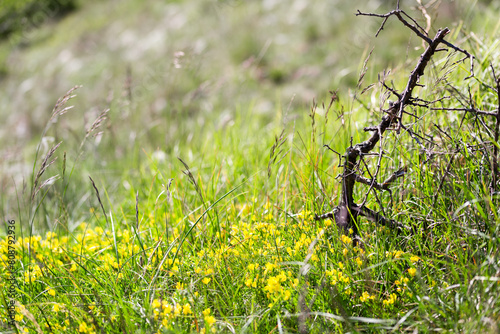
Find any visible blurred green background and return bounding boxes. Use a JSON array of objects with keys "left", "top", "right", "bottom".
[{"left": 0, "top": 0, "right": 498, "bottom": 220}]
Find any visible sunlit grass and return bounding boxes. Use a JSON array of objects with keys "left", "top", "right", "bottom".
[
  {"left": 2, "top": 79, "right": 499, "bottom": 331},
  {"left": 1, "top": 0, "right": 500, "bottom": 333}
]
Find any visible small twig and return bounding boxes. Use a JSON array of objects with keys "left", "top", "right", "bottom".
[
  {"left": 410, "top": 95, "right": 450, "bottom": 106},
  {"left": 490, "top": 63, "right": 500, "bottom": 193},
  {"left": 314, "top": 211, "right": 334, "bottom": 221},
  {"left": 428, "top": 107, "right": 496, "bottom": 117},
  {"left": 354, "top": 205, "right": 412, "bottom": 233},
  {"left": 383, "top": 82, "right": 402, "bottom": 99},
  {"left": 416, "top": 0, "right": 432, "bottom": 36},
  {"left": 433, "top": 123, "right": 453, "bottom": 142},
  {"left": 438, "top": 41, "right": 475, "bottom": 79},
  {"left": 324, "top": 145, "right": 343, "bottom": 167},
  {"left": 356, "top": 9, "right": 431, "bottom": 43}
]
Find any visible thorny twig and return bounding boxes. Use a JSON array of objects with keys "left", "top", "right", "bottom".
[
  {"left": 315, "top": 4, "right": 474, "bottom": 244},
  {"left": 490, "top": 64, "right": 500, "bottom": 193}
]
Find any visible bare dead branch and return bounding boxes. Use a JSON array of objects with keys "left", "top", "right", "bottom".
[
  {"left": 324, "top": 145, "right": 342, "bottom": 167},
  {"left": 429, "top": 107, "right": 497, "bottom": 117},
  {"left": 356, "top": 7, "right": 474, "bottom": 79},
  {"left": 356, "top": 9, "right": 431, "bottom": 43},
  {"left": 316, "top": 4, "right": 475, "bottom": 243}
]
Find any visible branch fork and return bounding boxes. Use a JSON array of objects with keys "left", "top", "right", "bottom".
[{"left": 315, "top": 5, "right": 474, "bottom": 244}]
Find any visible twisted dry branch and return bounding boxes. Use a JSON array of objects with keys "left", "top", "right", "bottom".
[{"left": 315, "top": 7, "right": 474, "bottom": 244}]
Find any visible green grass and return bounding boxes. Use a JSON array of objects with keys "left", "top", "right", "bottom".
[{"left": 2, "top": 0, "right": 500, "bottom": 333}]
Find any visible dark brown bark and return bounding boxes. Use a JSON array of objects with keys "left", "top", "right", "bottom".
[{"left": 316, "top": 8, "right": 473, "bottom": 242}]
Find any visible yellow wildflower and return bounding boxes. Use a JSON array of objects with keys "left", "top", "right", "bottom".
[
  {"left": 359, "top": 291, "right": 375, "bottom": 302},
  {"left": 205, "top": 315, "right": 216, "bottom": 327},
  {"left": 264, "top": 276, "right": 281, "bottom": 293},
  {"left": 182, "top": 303, "right": 192, "bottom": 315},
  {"left": 163, "top": 304, "right": 173, "bottom": 315},
  {"left": 383, "top": 293, "right": 397, "bottom": 306},
  {"left": 265, "top": 262, "right": 276, "bottom": 273},
  {"left": 340, "top": 235, "right": 352, "bottom": 245},
  {"left": 48, "top": 288, "right": 56, "bottom": 297},
  {"left": 202, "top": 277, "right": 211, "bottom": 285},
  {"left": 283, "top": 290, "right": 291, "bottom": 301},
  {"left": 78, "top": 322, "right": 88, "bottom": 332},
  {"left": 152, "top": 299, "right": 161, "bottom": 309},
  {"left": 410, "top": 255, "right": 420, "bottom": 263},
  {"left": 248, "top": 263, "right": 258, "bottom": 271},
  {"left": 408, "top": 268, "right": 417, "bottom": 277},
  {"left": 393, "top": 250, "right": 404, "bottom": 258}
]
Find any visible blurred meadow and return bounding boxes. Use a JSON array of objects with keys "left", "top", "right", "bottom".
[
  {"left": 0, "top": 0, "right": 493, "bottom": 197},
  {"left": 1, "top": 0, "right": 500, "bottom": 332},
  {"left": 0, "top": 0, "right": 489, "bottom": 210}
]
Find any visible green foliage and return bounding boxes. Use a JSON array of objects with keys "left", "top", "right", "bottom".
[
  {"left": 1, "top": 0, "right": 500, "bottom": 333},
  {"left": 0, "top": 0, "right": 78, "bottom": 40}
]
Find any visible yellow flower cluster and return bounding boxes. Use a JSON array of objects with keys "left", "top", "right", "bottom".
[
  {"left": 386, "top": 250, "right": 405, "bottom": 259},
  {"left": 150, "top": 299, "right": 218, "bottom": 332},
  {"left": 382, "top": 293, "right": 397, "bottom": 306},
  {"left": 77, "top": 321, "right": 97, "bottom": 334},
  {"left": 340, "top": 234, "right": 352, "bottom": 245},
  {"left": 202, "top": 308, "right": 216, "bottom": 330},
  {"left": 1, "top": 196, "right": 435, "bottom": 332},
  {"left": 258, "top": 265, "right": 293, "bottom": 307},
  {"left": 359, "top": 291, "right": 375, "bottom": 303},
  {"left": 264, "top": 274, "right": 285, "bottom": 294},
  {"left": 325, "top": 267, "right": 350, "bottom": 286}
]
